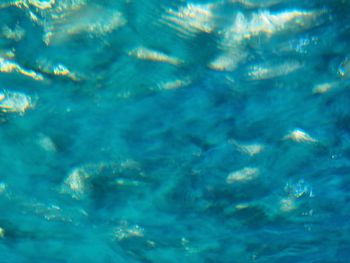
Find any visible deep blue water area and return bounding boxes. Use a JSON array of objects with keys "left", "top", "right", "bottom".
[{"left": 0, "top": 0, "right": 350, "bottom": 262}]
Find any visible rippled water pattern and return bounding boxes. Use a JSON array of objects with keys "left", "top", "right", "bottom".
[{"left": 0, "top": 0, "right": 350, "bottom": 262}]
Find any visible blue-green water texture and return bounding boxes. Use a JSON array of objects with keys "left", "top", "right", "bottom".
[{"left": 1, "top": 0, "right": 350, "bottom": 262}]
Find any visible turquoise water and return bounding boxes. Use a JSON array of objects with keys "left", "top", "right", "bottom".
[{"left": 0, "top": 0, "right": 350, "bottom": 262}]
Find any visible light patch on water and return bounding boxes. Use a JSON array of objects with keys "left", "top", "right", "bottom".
[
  {"left": 28, "top": 202, "right": 73, "bottom": 223},
  {"left": 114, "top": 221, "right": 144, "bottom": 241},
  {"left": 62, "top": 9, "right": 125, "bottom": 36},
  {"left": 229, "top": 139, "right": 264, "bottom": 156},
  {"left": 226, "top": 167, "right": 259, "bottom": 184},
  {"left": 247, "top": 60, "right": 302, "bottom": 80},
  {"left": 61, "top": 161, "right": 145, "bottom": 199},
  {"left": 0, "top": 56, "right": 43, "bottom": 81},
  {"left": 181, "top": 237, "right": 200, "bottom": 254},
  {"left": 2, "top": 25, "right": 25, "bottom": 41},
  {"left": 163, "top": 3, "right": 216, "bottom": 37},
  {"left": 2, "top": 0, "right": 125, "bottom": 45},
  {"left": 157, "top": 78, "right": 191, "bottom": 90},
  {"left": 37, "top": 134, "right": 57, "bottom": 153},
  {"left": 280, "top": 197, "right": 296, "bottom": 212},
  {"left": 283, "top": 128, "right": 317, "bottom": 143},
  {"left": 238, "top": 143, "right": 264, "bottom": 156},
  {"left": 285, "top": 179, "right": 314, "bottom": 198},
  {"left": 44, "top": 6, "right": 126, "bottom": 44},
  {"left": 37, "top": 60, "right": 81, "bottom": 81},
  {"left": 280, "top": 180, "right": 314, "bottom": 212},
  {"left": 0, "top": 50, "right": 15, "bottom": 59},
  {"left": 61, "top": 167, "right": 89, "bottom": 199},
  {"left": 338, "top": 57, "right": 350, "bottom": 78},
  {"left": 0, "top": 182, "right": 7, "bottom": 194},
  {"left": 115, "top": 178, "right": 140, "bottom": 187},
  {"left": 235, "top": 203, "right": 250, "bottom": 210},
  {"left": 312, "top": 82, "right": 338, "bottom": 94},
  {"left": 128, "top": 46, "right": 183, "bottom": 66},
  {"left": 119, "top": 159, "right": 141, "bottom": 170},
  {"left": 231, "top": 0, "right": 289, "bottom": 8},
  {"left": 28, "top": 0, "right": 55, "bottom": 9},
  {"left": 221, "top": 10, "right": 320, "bottom": 46},
  {"left": 0, "top": 90, "right": 33, "bottom": 114},
  {"left": 5, "top": 0, "right": 86, "bottom": 14},
  {"left": 209, "top": 50, "right": 247, "bottom": 71}
]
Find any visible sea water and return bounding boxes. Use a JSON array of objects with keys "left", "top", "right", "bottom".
[{"left": 0, "top": 0, "right": 349, "bottom": 262}]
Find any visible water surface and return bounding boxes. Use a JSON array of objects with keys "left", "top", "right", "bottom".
[{"left": 0, "top": 0, "right": 350, "bottom": 262}]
